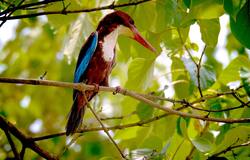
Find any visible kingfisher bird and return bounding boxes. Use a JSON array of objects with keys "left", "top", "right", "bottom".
[{"left": 66, "top": 10, "right": 156, "bottom": 135}]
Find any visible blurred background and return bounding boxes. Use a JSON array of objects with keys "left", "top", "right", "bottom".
[{"left": 0, "top": 0, "right": 250, "bottom": 159}]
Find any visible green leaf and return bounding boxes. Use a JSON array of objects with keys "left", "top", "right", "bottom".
[
  {"left": 187, "top": 119, "right": 200, "bottom": 139},
  {"left": 190, "top": 43, "right": 199, "bottom": 52},
  {"left": 126, "top": 58, "right": 155, "bottom": 91},
  {"left": 136, "top": 102, "right": 154, "bottom": 120},
  {"left": 240, "top": 67, "right": 250, "bottom": 96},
  {"left": 205, "top": 47, "right": 223, "bottom": 76},
  {"left": 184, "top": 0, "right": 224, "bottom": 22},
  {"left": 206, "top": 99, "right": 223, "bottom": 118},
  {"left": 199, "top": 64, "right": 216, "bottom": 89},
  {"left": 130, "top": 148, "right": 162, "bottom": 159},
  {"left": 162, "top": 27, "right": 190, "bottom": 50},
  {"left": 215, "top": 125, "right": 233, "bottom": 144},
  {"left": 224, "top": 0, "right": 247, "bottom": 20},
  {"left": 191, "top": 137, "right": 214, "bottom": 153},
  {"left": 99, "top": 157, "right": 116, "bottom": 160},
  {"left": 166, "top": 132, "right": 193, "bottom": 159},
  {"left": 218, "top": 56, "right": 250, "bottom": 85},
  {"left": 155, "top": 0, "right": 178, "bottom": 31},
  {"left": 117, "top": 36, "right": 132, "bottom": 62},
  {"left": 171, "top": 57, "right": 192, "bottom": 99},
  {"left": 177, "top": 117, "right": 189, "bottom": 138},
  {"left": 114, "top": 116, "right": 140, "bottom": 140},
  {"left": 44, "top": 0, "right": 79, "bottom": 29},
  {"left": 129, "top": 1, "right": 156, "bottom": 31},
  {"left": 213, "top": 126, "right": 250, "bottom": 154},
  {"left": 230, "top": 2, "right": 250, "bottom": 49},
  {"left": 225, "top": 33, "right": 245, "bottom": 54},
  {"left": 241, "top": 106, "right": 250, "bottom": 119},
  {"left": 184, "top": 0, "right": 191, "bottom": 8},
  {"left": 153, "top": 115, "right": 177, "bottom": 142},
  {"left": 63, "top": 14, "right": 94, "bottom": 60},
  {"left": 182, "top": 58, "right": 216, "bottom": 90},
  {"left": 198, "top": 19, "right": 220, "bottom": 47},
  {"left": 138, "top": 135, "right": 163, "bottom": 150}
]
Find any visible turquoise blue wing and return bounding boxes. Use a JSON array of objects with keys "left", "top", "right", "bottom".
[{"left": 74, "top": 32, "right": 98, "bottom": 83}]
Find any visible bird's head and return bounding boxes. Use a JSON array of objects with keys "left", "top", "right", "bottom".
[{"left": 97, "top": 10, "right": 156, "bottom": 53}]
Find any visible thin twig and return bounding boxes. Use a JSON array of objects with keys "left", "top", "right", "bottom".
[
  {"left": 82, "top": 92, "right": 127, "bottom": 159},
  {"left": 232, "top": 92, "right": 250, "bottom": 107},
  {"left": 100, "top": 111, "right": 136, "bottom": 121},
  {"left": 20, "top": 146, "right": 26, "bottom": 160},
  {"left": 32, "top": 107, "right": 187, "bottom": 141},
  {"left": 4, "top": 130, "right": 20, "bottom": 160},
  {"left": 0, "top": 0, "right": 25, "bottom": 27},
  {"left": 0, "top": 0, "right": 61, "bottom": 16},
  {"left": 59, "top": 134, "right": 81, "bottom": 157},
  {"left": 197, "top": 45, "right": 207, "bottom": 97},
  {"left": 190, "top": 87, "right": 243, "bottom": 104},
  {"left": 187, "top": 101, "right": 250, "bottom": 113},
  {"left": 100, "top": 115, "right": 125, "bottom": 121},
  {"left": 211, "top": 141, "right": 250, "bottom": 157},
  {"left": 0, "top": 0, "right": 152, "bottom": 21}
]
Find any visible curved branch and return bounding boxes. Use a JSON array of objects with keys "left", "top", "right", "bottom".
[
  {"left": 0, "top": 77, "right": 249, "bottom": 124},
  {"left": 0, "top": 0, "right": 152, "bottom": 21}
]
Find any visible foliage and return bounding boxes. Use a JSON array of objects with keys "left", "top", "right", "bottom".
[{"left": 0, "top": 0, "right": 250, "bottom": 159}]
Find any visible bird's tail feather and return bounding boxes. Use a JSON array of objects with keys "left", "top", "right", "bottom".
[{"left": 66, "top": 94, "right": 86, "bottom": 136}]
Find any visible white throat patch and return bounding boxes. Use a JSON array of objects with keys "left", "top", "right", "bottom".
[
  {"left": 102, "top": 28, "right": 118, "bottom": 61},
  {"left": 102, "top": 26, "right": 132, "bottom": 62}
]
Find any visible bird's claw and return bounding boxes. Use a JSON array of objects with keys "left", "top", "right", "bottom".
[
  {"left": 113, "top": 86, "right": 121, "bottom": 95},
  {"left": 93, "top": 83, "right": 99, "bottom": 93}
]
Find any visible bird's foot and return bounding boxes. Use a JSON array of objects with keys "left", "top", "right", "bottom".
[
  {"left": 93, "top": 83, "right": 100, "bottom": 93},
  {"left": 113, "top": 86, "right": 122, "bottom": 95}
]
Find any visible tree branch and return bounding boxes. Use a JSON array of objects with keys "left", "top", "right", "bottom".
[
  {"left": 0, "top": 77, "right": 249, "bottom": 124},
  {"left": 100, "top": 111, "right": 136, "bottom": 121},
  {"left": 0, "top": 0, "right": 25, "bottom": 27},
  {"left": 232, "top": 92, "right": 250, "bottom": 107},
  {"left": 32, "top": 107, "right": 187, "bottom": 141},
  {"left": 0, "top": 0, "right": 61, "bottom": 16},
  {"left": 4, "top": 130, "right": 20, "bottom": 160},
  {"left": 0, "top": 0, "right": 152, "bottom": 21},
  {"left": 197, "top": 45, "right": 207, "bottom": 97},
  {"left": 190, "top": 87, "right": 243, "bottom": 104},
  {"left": 187, "top": 101, "right": 250, "bottom": 113},
  {"left": 82, "top": 92, "right": 127, "bottom": 159},
  {"left": 211, "top": 141, "right": 250, "bottom": 157},
  {"left": 0, "top": 116, "right": 58, "bottom": 160}
]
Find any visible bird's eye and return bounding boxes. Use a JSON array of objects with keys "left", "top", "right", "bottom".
[{"left": 129, "top": 19, "right": 134, "bottom": 25}]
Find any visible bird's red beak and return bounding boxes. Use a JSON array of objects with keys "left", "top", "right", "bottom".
[{"left": 131, "top": 26, "right": 156, "bottom": 53}]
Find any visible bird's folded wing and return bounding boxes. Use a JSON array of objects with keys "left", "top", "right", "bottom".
[{"left": 74, "top": 31, "right": 98, "bottom": 83}]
